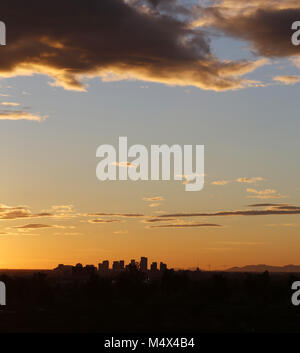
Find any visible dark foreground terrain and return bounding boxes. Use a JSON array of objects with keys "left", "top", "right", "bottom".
[{"left": 0, "top": 269, "right": 300, "bottom": 332}]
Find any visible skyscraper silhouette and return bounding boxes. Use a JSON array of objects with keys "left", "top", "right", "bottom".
[{"left": 140, "top": 257, "right": 148, "bottom": 272}]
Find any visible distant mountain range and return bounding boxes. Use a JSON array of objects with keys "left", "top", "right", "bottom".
[{"left": 226, "top": 264, "right": 300, "bottom": 273}]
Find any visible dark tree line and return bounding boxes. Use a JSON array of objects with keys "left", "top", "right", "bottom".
[{"left": 0, "top": 270, "right": 299, "bottom": 332}]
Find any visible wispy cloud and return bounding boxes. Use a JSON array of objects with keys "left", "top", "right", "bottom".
[
  {"left": 89, "top": 213, "right": 144, "bottom": 218},
  {"left": 12, "top": 224, "right": 55, "bottom": 229},
  {"left": 274, "top": 75, "right": 300, "bottom": 85},
  {"left": 0, "top": 204, "right": 52, "bottom": 220},
  {"left": 149, "top": 203, "right": 160, "bottom": 208},
  {"left": 143, "top": 218, "right": 176, "bottom": 223},
  {"left": 211, "top": 177, "right": 264, "bottom": 186},
  {"left": 159, "top": 204, "right": 300, "bottom": 218},
  {"left": 51, "top": 205, "right": 74, "bottom": 212},
  {"left": 211, "top": 180, "right": 231, "bottom": 186},
  {"left": 143, "top": 196, "right": 163, "bottom": 208},
  {"left": 246, "top": 188, "right": 283, "bottom": 199},
  {"left": 0, "top": 110, "right": 47, "bottom": 121},
  {"left": 143, "top": 196, "right": 164, "bottom": 202},
  {"left": 11, "top": 223, "right": 75, "bottom": 230},
  {"left": 88, "top": 219, "right": 121, "bottom": 224},
  {"left": 111, "top": 161, "right": 136, "bottom": 168},
  {"left": 248, "top": 203, "right": 290, "bottom": 207},
  {"left": 114, "top": 230, "right": 128, "bottom": 234},
  {"left": 236, "top": 177, "right": 263, "bottom": 184},
  {"left": 0, "top": 102, "right": 20, "bottom": 106},
  {"left": 149, "top": 222, "right": 222, "bottom": 228}
]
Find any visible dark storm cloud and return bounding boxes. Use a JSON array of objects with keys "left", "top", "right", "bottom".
[
  {"left": 200, "top": 3, "right": 300, "bottom": 57},
  {"left": 136, "top": 0, "right": 193, "bottom": 16},
  {"left": 0, "top": 0, "right": 266, "bottom": 91}
]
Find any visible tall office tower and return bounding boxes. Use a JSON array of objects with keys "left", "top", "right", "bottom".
[
  {"left": 140, "top": 257, "right": 148, "bottom": 272},
  {"left": 102, "top": 260, "right": 109, "bottom": 272},
  {"left": 119, "top": 260, "right": 125, "bottom": 270},
  {"left": 150, "top": 262, "right": 157, "bottom": 271},
  {"left": 160, "top": 262, "right": 167, "bottom": 272},
  {"left": 112, "top": 261, "right": 120, "bottom": 271}
]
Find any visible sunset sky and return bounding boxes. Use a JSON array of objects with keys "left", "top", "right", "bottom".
[{"left": 1, "top": 0, "right": 300, "bottom": 270}]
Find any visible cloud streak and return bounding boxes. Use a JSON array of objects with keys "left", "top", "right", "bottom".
[
  {"left": 246, "top": 188, "right": 283, "bottom": 199},
  {"left": 143, "top": 196, "right": 164, "bottom": 202},
  {"left": 237, "top": 177, "right": 263, "bottom": 184},
  {"left": 274, "top": 75, "right": 300, "bottom": 85},
  {"left": 12, "top": 224, "right": 54, "bottom": 229},
  {"left": 159, "top": 204, "right": 300, "bottom": 218},
  {"left": 0, "top": 102, "right": 20, "bottom": 106},
  {"left": 149, "top": 222, "right": 222, "bottom": 228},
  {"left": 89, "top": 213, "right": 144, "bottom": 218},
  {"left": 211, "top": 180, "right": 231, "bottom": 186},
  {"left": 89, "top": 219, "right": 121, "bottom": 224},
  {"left": 0, "top": 204, "right": 52, "bottom": 220},
  {"left": 0, "top": 110, "right": 47, "bottom": 121}
]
